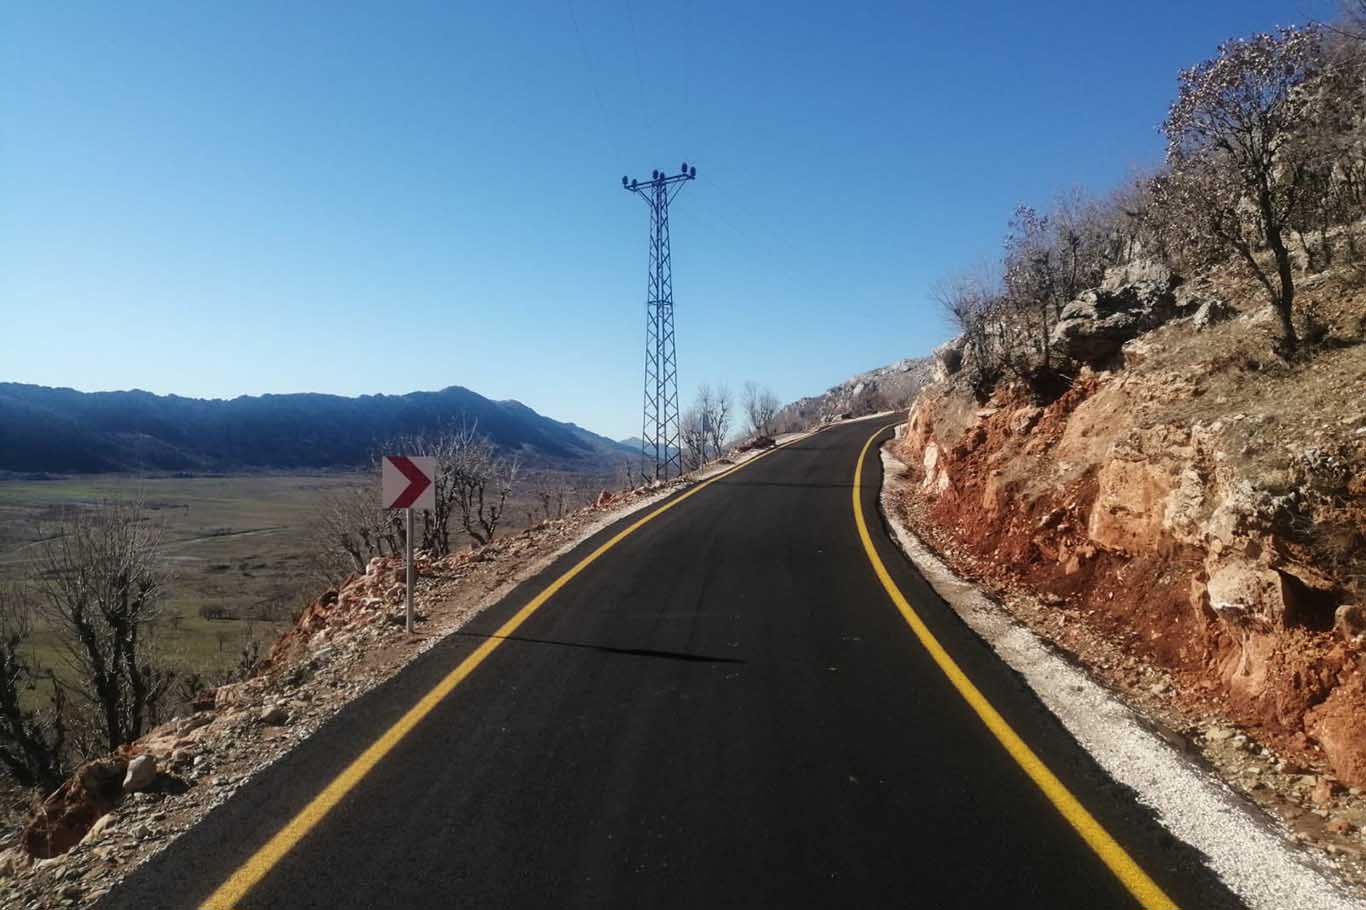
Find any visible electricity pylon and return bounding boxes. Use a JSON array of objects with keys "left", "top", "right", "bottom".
[{"left": 621, "top": 163, "right": 697, "bottom": 481}]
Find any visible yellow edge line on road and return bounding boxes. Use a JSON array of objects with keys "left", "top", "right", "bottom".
[
  {"left": 852, "top": 425, "right": 1176, "bottom": 910},
  {"left": 201, "top": 439, "right": 798, "bottom": 910}
]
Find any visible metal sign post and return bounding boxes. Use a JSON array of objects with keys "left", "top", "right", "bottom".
[
  {"left": 405, "top": 507, "right": 415, "bottom": 632},
  {"left": 381, "top": 455, "right": 436, "bottom": 635}
]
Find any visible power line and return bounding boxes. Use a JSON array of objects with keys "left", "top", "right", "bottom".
[
  {"left": 624, "top": 0, "right": 647, "bottom": 115},
  {"left": 565, "top": 0, "right": 623, "bottom": 163}
]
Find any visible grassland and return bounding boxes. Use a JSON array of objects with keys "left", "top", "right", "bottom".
[
  {"left": 0, "top": 472, "right": 369, "bottom": 683},
  {"left": 0, "top": 469, "right": 609, "bottom": 689}
]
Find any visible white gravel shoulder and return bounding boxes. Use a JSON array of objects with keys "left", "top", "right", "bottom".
[{"left": 878, "top": 443, "right": 1359, "bottom": 910}]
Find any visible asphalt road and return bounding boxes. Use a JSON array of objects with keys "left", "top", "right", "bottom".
[{"left": 99, "top": 417, "right": 1243, "bottom": 909}]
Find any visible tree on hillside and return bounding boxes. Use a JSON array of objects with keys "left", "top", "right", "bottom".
[
  {"left": 35, "top": 502, "right": 175, "bottom": 753},
  {"left": 702, "top": 383, "right": 733, "bottom": 457},
  {"left": 1160, "top": 25, "right": 1324, "bottom": 352},
  {"left": 529, "top": 470, "right": 576, "bottom": 522},
  {"left": 0, "top": 584, "right": 67, "bottom": 790},
  {"left": 935, "top": 269, "right": 1014, "bottom": 398},
  {"left": 305, "top": 484, "right": 403, "bottom": 581},
  {"left": 1338, "top": 1, "right": 1366, "bottom": 38},
  {"left": 389, "top": 423, "right": 521, "bottom": 550},
  {"left": 742, "top": 382, "right": 780, "bottom": 437},
  {"left": 444, "top": 424, "right": 520, "bottom": 546},
  {"left": 680, "top": 405, "right": 709, "bottom": 471},
  {"left": 1002, "top": 205, "right": 1062, "bottom": 371},
  {"left": 1288, "top": 32, "right": 1366, "bottom": 268}
]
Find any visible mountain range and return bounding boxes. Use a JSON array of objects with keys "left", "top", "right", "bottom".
[{"left": 0, "top": 383, "right": 635, "bottom": 474}]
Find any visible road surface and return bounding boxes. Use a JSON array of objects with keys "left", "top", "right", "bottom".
[{"left": 99, "top": 417, "right": 1242, "bottom": 909}]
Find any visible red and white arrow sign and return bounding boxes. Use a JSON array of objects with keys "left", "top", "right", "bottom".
[{"left": 382, "top": 455, "right": 436, "bottom": 511}]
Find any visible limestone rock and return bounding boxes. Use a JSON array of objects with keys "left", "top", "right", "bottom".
[
  {"left": 1334, "top": 604, "right": 1365, "bottom": 644},
  {"left": 1051, "top": 277, "right": 1183, "bottom": 366},
  {"left": 258, "top": 704, "right": 289, "bottom": 726},
  {"left": 921, "top": 442, "right": 952, "bottom": 496},
  {"left": 931, "top": 336, "right": 965, "bottom": 383},
  {"left": 1191, "top": 297, "right": 1232, "bottom": 330},
  {"left": 1099, "top": 259, "right": 1175, "bottom": 292},
  {"left": 122, "top": 754, "right": 157, "bottom": 792}
]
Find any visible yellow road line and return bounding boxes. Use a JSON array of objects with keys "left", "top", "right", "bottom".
[
  {"left": 201, "top": 439, "right": 797, "bottom": 910},
  {"left": 852, "top": 425, "right": 1176, "bottom": 910}
]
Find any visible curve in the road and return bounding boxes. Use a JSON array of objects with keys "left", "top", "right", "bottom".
[
  {"left": 199, "top": 441, "right": 799, "bottom": 910},
  {"left": 95, "top": 416, "right": 1243, "bottom": 910}
]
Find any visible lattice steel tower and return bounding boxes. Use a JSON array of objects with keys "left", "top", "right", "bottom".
[{"left": 621, "top": 163, "right": 697, "bottom": 481}]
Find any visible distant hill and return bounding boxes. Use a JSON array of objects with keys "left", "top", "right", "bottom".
[
  {"left": 0, "top": 383, "right": 635, "bottom": 474},
  {"left": 774, "top": 356, "right": 933, "bottom": 432}
]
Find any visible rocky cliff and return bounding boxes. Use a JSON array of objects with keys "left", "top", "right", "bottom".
[
  {"left": 893, "top": 258, "right": 1366, "bottom": 786},
  {"left": 774, "top": 357, "right": 933, "bottom": 432}
]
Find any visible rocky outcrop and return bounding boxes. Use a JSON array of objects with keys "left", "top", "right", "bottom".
[
  {"left": 931, "top": 337, "right": 965, "bottom": 383},
  {"left": 1051, "top": 271, "right": 1187, "bottom": 367},
  {"left": 892, "top": 260, "right": 1366, "bottom": 785},
  {"left": 773, "top": 356, "right": 933, "bottom": 431},
  {"left": 21, "top": 758, "right": 127, "bottom": 859},
  {"left": 1099, "top": 259, "right": 1175, "bottom": 291}
]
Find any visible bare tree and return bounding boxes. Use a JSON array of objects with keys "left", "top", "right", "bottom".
[
  {"left": 305, "top": 483, "right": 403, "bottom": 582},
  {"left": 0, "top": 584, "right": 67, "bottom": 790},
  {"left": 680, "top": 403, "right": 709, "bottom": 471},
  {"left": 1335, "top": 1, "right": 1366, "bottom": 39},
  {"left": 1160, "top": 25, "right": 1325, "bottom": 352},
  {"left": 742, "top": 382, "right": 780, "bottom": 437},
  {"left": 306, "top": 422, "right": 527, "bottom": 581},
  {"left": 34, "top": 502, "right": 175, "bottom": 752},
  {"left": 1288, "top": 31, "right": 1366, "bottom": 267},
  {"left": 935, "top": 269, "right": 1015, "bottom": 398},
  {"left": 703, "top": 383, "right": 733, "bottom": 457},
  {"left": 529, "top": 470, "right": 575, "bottom": 522},
  {"left": 446, "top": 424, "right": 519, "bottom": 546}
]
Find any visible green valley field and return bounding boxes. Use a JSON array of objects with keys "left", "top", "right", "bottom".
[
  {"left": 0, "top": 473, "right": 365, "bottom": 683},
  {"left": 0, "top": 470, "right": 605, "bottom": 690}
]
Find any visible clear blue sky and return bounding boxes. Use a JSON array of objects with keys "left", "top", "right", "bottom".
[{"left": 0, "top": 1, "right": 1330, "bottom": 439}]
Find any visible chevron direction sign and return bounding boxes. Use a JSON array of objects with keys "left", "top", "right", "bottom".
[{"left": 382, "top": 455, "right": 436, "bottom": 511}]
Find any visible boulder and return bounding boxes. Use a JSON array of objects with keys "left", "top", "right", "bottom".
[
  {"left": 1191, "top": 297, "right": 1232, "bottom": 330},
  {"left": 931, "top": 336, "right": 965, "bottom": 383},
  {"left": 921, "top": 442, "right": 953, "bottom": 496},
  {"left": 1051, "top": 277, "right": 1183, "bottom": 367},
  {"left": 122, "top": 754, "right": 157, "bottom": 792},
  {"left": 258, "top": 704, "right": 289, "bottom": 726},
  {"left": 1335, "top": 604, "right": 1366, "bottom": 644},
  {"left": 22, "top": 757, "right": 127, "bottom": 858}
]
